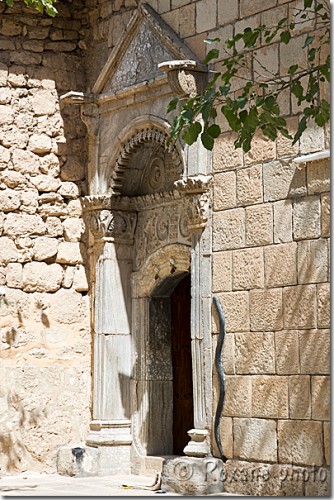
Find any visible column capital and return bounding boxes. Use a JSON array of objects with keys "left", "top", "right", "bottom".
[
  {"left": 175, "top": 175, "right": 212, "bottom": 232},
  {"left": 83, "top": 195, "right": 137, "bottom": 243}
]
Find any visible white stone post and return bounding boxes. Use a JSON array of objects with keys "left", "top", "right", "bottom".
[{"left": 83, "top": 197, "right": 137, "bottom": 469}]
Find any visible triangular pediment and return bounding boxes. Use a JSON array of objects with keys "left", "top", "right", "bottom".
[{"left": 92, "top": 3, "right": 201, "bottom": 95}]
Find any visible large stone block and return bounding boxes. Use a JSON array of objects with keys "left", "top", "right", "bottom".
[
  {"left": 213, "top": 209, "right": 245, "bottom": 251},
  {"left": 51, "top": 288, "right": 89, "bottom": 325},
  {"left": 324, "top": 422, "right": 330, "bottom": 465},
  {"left": 212, "top": 251, "right": 232, "bottom": 292},
  {"left": 4, "top": 213, "right": 46, "bottom": 237},
  {"left": 212, "top": 133, "right": 243, "bottom": 171},
  {"left": 63, "top": 218, "right": 85, "bottom": 242},
  {"left": 307, "top": 159, "right": 330, "bottom": 195},
  {"left": 33, "top": 237, "right": 59, "bottom": 261},
  {"left": 317, "top": 283, "right": 330, "bottom": 328},
  {"left": 218, "top": 0, "right": 238, "bottom": 24},
  {"left": 222, "top": 375, "right": 252, "bottom": 417},
  {"left": 276, "top": 117, "right": 299, "bottom": 157},
  {"left": 299, "top": 330, "right": 330, "bottom": 374},
  {"left": 244, "top": 131, "right": 276, "bottom": 165},
  {"left": 293, "top": 196, "right": 321, "bottom": 240},
  {"left": 246, "top": 204, "right": 273, "bottom": 246},
  {"left": 234, "top": 418, "right": 277, "bottom": 462},
  {"left": 57, "top": 445, "right": 100, "bottom": 477},
  {"left": 273, "top": 199, "right": 293, "bottom": 243},
  {"left": 289, "top": 375, "right": 311, "bottom": 419},
  {"left": 252, "top": 376, "right": 288, "bottom": 418},
  {"left": 311, "top": 376, "right": 330, "bottom": 421},
  {"left": 56, "top": 242, "right": 84, "bottom": 265},
  {"left": 31, "top": 174, "right": 61, "bottom": 193},
  {"left": 278, "top": 420, "right": 323, "bottom": 466},
  {"left": 0, "top": 236, "right": 18, "bottom": 264},
  {"left": 213, "top": 171, "right": 236, "bottom": 211},
  {"left": 250, "top": 288, "right": 282, "bottom": 331},
  {"left": 253, "top": 43, "right": 279, "bottom": 80},
  {"left": 232, "top": 247, "right": 264, "bottom": 290},
  {"left": 28, "top": 133, "right": 52, "bottom": 154},
  {"left": 283, "top": 285, "right": 316, "bottom": 329},
  {"left": 235, "top": 332, "right": 275, "bottom": 374},
  {"left": 212, "top": 416, "right": 233, "bottom": 459},
  {"left": 20, "top": 189, "right": 39, "bottom": 215},
  {"left": 263, "top": 161, "right": 306, "bottom": 201},
  {"left": 196, "top": 0, "right": 217, "bottom": 32},
  {"left": 297, "top": 239, "right": 328, "bottom": 284},
  {"left": 299, "top": 120, "right": 325, "bottom": 154},
  {"left": 218, "top": 291, "right": 249, "bottom": 332},
  {"left": 275, "top": 331, "right": 299, "bottom": 374},
  {"left": 264, "top": 242, "right": 297, "bottom": 287},
  {"left": 22, "top": 262, "right": 63, "bottom": 292},
  {"left": 321, "top": 193, "right": 330, "bottom": 237},
  {"left": 31, "top": 90, "right": 57, "bottom": 116},
  {"left": 212, "top": 331, "right": 235, "bottom": 375},
  {"left": 40, "top": 153, "right": 60, "bottom": 177},
  {"left": 236, "top": 165, "right": 262, "bottom": 206},
  {"left": 280, "top": 35, "right": 308, "bottom": 76},
  {"left": 6, "top": 262, "right": 23, "bottom": 289},
  {"left": 0, "top": 189, "right": 21, "bottom": 212},
  {"left": 161, "top": 457, "right": 224, "bottom": 495},
  {"left": 11, "top": 148, "right": 40, "bottom": 175},
  {"left": 73, "top": 265, "right": 89, "bottom": 292},
  {"left": 179, "top": 4, "right": 196, "bottom": 39}
]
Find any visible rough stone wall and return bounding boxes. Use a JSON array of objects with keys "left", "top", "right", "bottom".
[{"left": 0, "top": 1, "right": 91, "bottom": 473}]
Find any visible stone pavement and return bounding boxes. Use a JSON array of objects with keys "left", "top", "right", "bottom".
[{"left": 0, "top": 472, "right": 236, "bottom": 497}]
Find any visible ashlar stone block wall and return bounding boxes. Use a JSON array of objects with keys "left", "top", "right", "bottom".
[{"left": 0, "top": 0, "right": 92, "bottom": 473}]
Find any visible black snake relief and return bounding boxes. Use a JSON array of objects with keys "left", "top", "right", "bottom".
[{"left": 213, "top": 295, "right": 227, "bottom": 462}]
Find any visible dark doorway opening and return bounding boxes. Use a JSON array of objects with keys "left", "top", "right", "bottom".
[{"left": 171, "top": 274, "right": 194, "bottom": 455}]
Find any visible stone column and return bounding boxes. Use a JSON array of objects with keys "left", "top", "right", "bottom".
[
  {"left": 83, "top": 196, "right": 137, "bottom": 471},
  {"left": 175, "top": 176, "right": 212, "bottom": 458}
]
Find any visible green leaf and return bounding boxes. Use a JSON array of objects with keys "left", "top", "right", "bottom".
[
  {"left": 303, "top": 35, "right": 314, "bottom": 48},
  {"left": 182, "top": 122, "right": 202, "bottom": 146},
  {"left": 204, "top": 38, "right": 221, "bottom": 44},
  {"left": 280, "top": 31, "right": 291, "bottom": 44},
  {"left": 201, "top": 132, "right": 214, "bottom": 150},
  {"left": 237, "top": 96, "right": 248, "bottom": 109},
  {"left": 221, "top": 105, "right": 241, "bottom": 132},
  {"left": 304, "top": 0, "right": 313, "bottom": 7},
  {"left": 292, "top": 116, "right": 307, "bottom": 144},
  {"left": 308, "top": 48, "right": 316, "bottom": 62},
  {"left": 288, "top": 64, "right": 299, "bottom": 75},
  {"left": 167, "top": 97, "right": 179, "bottom": 113},
  {"left": 203, "top": 48, "right": 220, "bottom": 64},
  {"left": 207, "top": 124, "right": 221, "bottom": 138}
]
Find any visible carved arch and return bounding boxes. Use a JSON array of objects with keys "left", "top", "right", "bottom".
[{"left": 106, "top": 115, "right": 185, "bottom": 195}]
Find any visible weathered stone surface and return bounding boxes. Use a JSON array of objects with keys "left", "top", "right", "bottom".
[
  {"left": 212, "top": 133, "right": 243, "bottom": 171},
  {"left": 22, "top": 262, "right": 63, "bottom": 292},
  {"left": 32, "top": 236, "right": 59, "bottom": 261},
  {"left": 324, "top": 422, "right": 330, "bottom": 465},
  {"left": 58, "top": 181, "right": 80, "bottom": 199},
  {"left": 212, "top": 251, "right": 232, "bottom": 292},
  {"left": 63, "top": 218, "right": 84, "bottom": 242},
  {"left": 73, "top": 265, "right": 88, "bottom": 292},
  {"left": 31, "top": 174, "right": 61, "bottom": 192},
  {"left": 20, "top": 189, "right": 39, "bottom": 215},
  {"left": 212, "top": 416, "right": 233, "bottom": 459},
  {"left": 6, "top": 262, "right": 23, "bottom": 288},
  {"left": 0, "top": 171, "right": 26, "bottom": 189},
  {"left": 263, "top": 161, "right": 306, "bottom": 201},
  {"left": 0, "top": 189, "right": 21, "bottom": 212},
  {"left": 0, "top": 105, "right": 14, "bottom": 125},
  {"left": 236, "top": 165, "right": 262, "bottom": 206},
  {"left": 235, "top": 332, "right": 275, "bottom": 374},
  {"left": 278, "top": 420, "right": 323, "bottom": 466},
  {"left": 297, "top": 239, "right": 328, "bottom": 284},
  {"left": 252, "top": 376, "right": 288, "bottom": 418},
  {"left": 67, "top": 199, "right": 83, "bottom": 217},
  {"left": 56, "top": 242, "right": 84, "bottom": 265},
  {"left": 232, "top": 247, "right": 263, "bottom": 290},
  {"left": 60, "top": 157, "right": 85, "bottom": 181},
  {"left": 12, "top": 148, "right": 40, "bottom": 175},
  {"left": 213, "top": 209, "right": 245, "bottom": 251},
  {"left": 317, "top": 283, "right": 330, "bottom": 328},
  {"left": 246, "top": 204, "right": 273, "bottom": 246},
  {"left": 289, "top": 375, "right": 311, "bottom": 419},
  {"left": 223, "top": 376, "right": 251, "bottom": 417},
  {"left": 28, "top": 133, "right": 52, "bottom": 154},
  {"left": 213, "top": 171, "right": 236, "bottom": 210},
  {"left": 244, "top": 131, "right": 276, "bottom": 165},
  {"left": 31, "top": 90, "right": 57, "bottom": 116},
  {"left": 0, "top": 236, "right": 18, "bottom": 264},
  {"left": 195, "top": 0, "right": 217, "bottom": 31},
  {"left": 273, "top": 199, "right": 293, "bottom": 243},
  {"left": 276, "top": 117, "right": 299, "bottom": 158},
  {"left": 45, "top": 216, "right": 63, "bottom": 237},
  {"left": 234, "top": 418, "right": 277, "bottom": 462},
  {"left": 218, "top": 291, "right": 249, "bottom": 332},
  {"left": 51, "top": 288, "right": 89, "bottom": 325},
  {"left": 321, "top": 193, "right": 330, "bottom": 237},
  {"left": 283, "top": 285, "right": 316, "bottom": 329},
  {"left": 0, "top": 145, "right": 10, "bottom": 165},
  {"left": 275, "top": 331, "right": 299, "bottom": 374},
  {"left": 212, "top": 330, "right": 235, "bottom": 375},
  {"left": 311, "top": 376, "right": 330, "bottom": 421},
  {"left": 307, "top": 159, "right": 330, "bottom": 195},
  {"left": 293, "top": 196, "right": 321, "bottom": 240},
  {"left": 250, "top": 288, "right": 282, "bottom": 331},
  {"left": 264, "top": 242, "right": 297, "bottom": 287},
  {"left": 299, "top": 120, "right": 325, "bottom": 154},
  {"left": 299, "top": 330, "right": 330, "bottom": 374},
  {"left": 40, "top": 153, "right": 60, "bottom": 177},
  {"left": 63, "top": 266, "right": 75, "bottom": 288},
  {"left": 4, "top": 213, "right": 46, "bottom": 237}
]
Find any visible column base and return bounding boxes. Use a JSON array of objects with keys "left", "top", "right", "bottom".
[
  {"left": 161, "top": 456, "right": 224, "bottom": 495},
  {"left": 183, "top": 428, "right": 210, "bottom": 457},
  {"left": 86, "top": 419, "right": 132, "bottom": 446}
]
